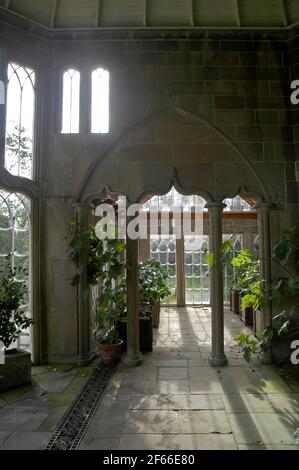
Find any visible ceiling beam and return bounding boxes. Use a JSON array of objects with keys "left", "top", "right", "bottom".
[
  {"left": 190, "top": 0, "right": 195, "bottom": 27},
  {"left": 95, "top": 0, "right": 101, "bottom": 27},
  {"left": 280, "top": 0, "right": 289, "bottom": 26},
  {"left": 234, "top": 0, "right": 241, "bottom": 27},
  {"left": 143, "top": 0, "right": 147, "bottom": 27},
  {"left": 50, "top": 0, "right": 58, "bottom": 28}
]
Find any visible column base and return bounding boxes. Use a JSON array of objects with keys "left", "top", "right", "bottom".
[
  {"left": 77, "top": 353, "right": 94, "bottom": 367},
  {"left": 208, "top": 352, "right": 228, "bottom": 367},
  {"left": 123, "top": 352, "right": 143, "bottom": 367}
]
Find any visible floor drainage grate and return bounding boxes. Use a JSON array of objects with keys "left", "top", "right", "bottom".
[{"left": 44, "top": 366, "right": 114, "bottom": 450}]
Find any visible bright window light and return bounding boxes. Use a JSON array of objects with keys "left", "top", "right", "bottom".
[
  {"left": 91, "top": 68, "right": 109, "bottom": 134},
  {"left": 61, "top": 69, "right": 80, "bottom": 133},
  {"left": 5, "top": 63, "right": 35, "bottom": 179}
]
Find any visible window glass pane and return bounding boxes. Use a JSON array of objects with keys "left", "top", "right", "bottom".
[
  {"left": 0, "top": 191, "right": 31, "bottom": 352},
  {"left": 185, "top": 235, "right": 209, "bottom": 305},
  {"left": 143, "top": 188, "right": 206, "bottom": 211},
  {"left": 62, "top": 69, "right": 80, "bottom": 133},
  {"left": 91, "top": 68, "right": 109, "bottom": 133},
  {"left": 151, "top": 235, "right": 176, "bottom": 304},
  {"left": 5, "top": 63, "right": 35, "bottom": 179}
]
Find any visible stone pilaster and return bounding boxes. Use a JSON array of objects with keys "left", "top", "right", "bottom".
[
  {"left": 256, "top": 202, "right": 274, "bottom": 365},
  {"left": 206, "top": 202, "right": 228, "bottom": 367},
  {"left": 123, "top": 215, "right": 143, "bottom": 367},
  {"left": 74, "top": 203, "right": 93, "bottom": 366}
]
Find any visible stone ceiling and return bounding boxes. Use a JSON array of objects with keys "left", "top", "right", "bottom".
[{"left": 0, "top": 0, "right": 298, "bottom": 31}]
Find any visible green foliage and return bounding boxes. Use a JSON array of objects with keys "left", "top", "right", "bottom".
[
  {"left": 6, "top": 126, "right": 32, "bottom": 175},
  {"left": 0, "top": 258, "right": 32, "bottom": 349},
  {"left": 234, "top": 332, "right": 258, "bottom": 363},
  {"left": 139, "top": 259, "right": 171, "bottom": 307},
  {"left": 67, "top": 220, "right": 126, "bottom": 344},
  {"left": 235, "top": 228, "right": 299, "bottom": 362}
]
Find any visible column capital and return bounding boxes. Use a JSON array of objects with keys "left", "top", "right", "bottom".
[
  {"left": 73, "top": 202, "right": 91, "bottom": 210},
  {"left": 205, "top": 202, "right": 226, "bottom": 212},
  {"left": 254, "top": 202, "right": 275, "bottom": 210}
]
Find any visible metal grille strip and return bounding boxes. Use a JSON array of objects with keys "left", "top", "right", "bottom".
[{"left": 44, "top": 366, "right": 114, "bottom": 450}]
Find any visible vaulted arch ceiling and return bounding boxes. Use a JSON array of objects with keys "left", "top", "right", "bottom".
[{"left": 0, "top": 0, "right": 298, "bottom": 31}]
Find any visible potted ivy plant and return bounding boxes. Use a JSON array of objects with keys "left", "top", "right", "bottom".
[
  {"left": 235, "top": 228, "right": 299, "bottom": 363},
  {"left": 139, "top": 259, "right": 171, "bottom": 328},
  {"left": 230, "top": 249, "right": 260, "bottom": 326},
  {"left": 68, "top": 222, "right": 126, "bottom": 366},
  {"left": 0, "top": 258, "right": 33, "bottom": 391}
]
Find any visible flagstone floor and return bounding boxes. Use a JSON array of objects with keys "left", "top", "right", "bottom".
[
  {"left": 0, "top": 306, "right": 299, "bottom": 450},
  {"left": 79, "top": 306, "right": 299, "bottom": 450}
]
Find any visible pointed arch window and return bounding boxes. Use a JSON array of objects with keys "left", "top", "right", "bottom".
[
  {"left": 0, "top": 191, "right": 31, "bottom": 351},
  {"left": 91, "top": 67, "right": 109, "bottom": 134},
  {"left": 61, "top": 68, "right": 80, "bottom": 133},
  {"left": 5, "top": 63, "right": 35, "bottom": 179}
]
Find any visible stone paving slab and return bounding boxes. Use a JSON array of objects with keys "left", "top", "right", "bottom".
[
  {"left": 222, "top": 393, "right": 274, "bottom": 413},
  {"left": 129, "top": 394, "right": 224, "bottom": 410},
  {"left": 189, "top": 367, "right": 224, "bottom": 393},
  {"left": 123, "top": 410, "right": 180, "bottom": 434},
  {"left": 179, "top": 410, "right": 232, "bottom": 434},
  {"left": 158, "top": 367, "right": 189, "bottom": 380},
  {"left": 157, "top": 379, "right": 190, "bottom": 394},
  {"left": 0, "top": 404, "right": 50, "bottom": 432},
  {"left": 267, "top": 393, "right": 299, "bottom": 414},
  {"left": 238, "top": 444, "right": 299, "bottom": 450},
  {"left": 0, "top": 431, "right": 10, "bottom": 446},
  {"left": 228, "top": 412, "right": 299, "bottom": 445},
  {"left": 118, "top": 433, "right": 238, "bottom": 450},
  {"left": 80, "top": 438, "right": 119, "bottom": 450},
  {"left": 0, "top": 431, "right": 52, "bottom": 450}
]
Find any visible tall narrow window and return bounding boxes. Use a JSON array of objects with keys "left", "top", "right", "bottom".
[
  {"left": 91, "top": 68, "right": 109, "bottom": 133},
  {"left": 0, "top": 191, "right": 31, "bottom": 351},
  {"left": 62, "top": 69, "right": 80, "bottom": 133},
  {"left": 5, "top": 63, "right": 35, "bottom": 179}
]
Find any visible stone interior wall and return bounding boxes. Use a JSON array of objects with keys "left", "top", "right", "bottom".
[{"left": 0, "top": 25, "right": 298, "bottom": 362}]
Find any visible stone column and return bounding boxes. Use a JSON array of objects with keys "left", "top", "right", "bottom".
[
  {"left": 74, "top": 203, "right": 93, "bottom": 366},
  {"left": 256, "top": 202, "right": 274, "bottom": 364},
  {"left": 123, "top": 216, "right": 143, "bottom": 367},
  {"left": 206, "top": 202, "right": 228, "bottom": 367},
  {"left": 176, "top": 236, "right": 186, "bottom": 307}
]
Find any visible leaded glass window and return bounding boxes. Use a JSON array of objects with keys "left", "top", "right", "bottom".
[
  {"left": 184, "top": 235, "right": 209, "bottom": 305},
  {"left": 61, "top": 68, "right": 80, "bottom": 133},
  {"left": 151, "top": 235, "right": 176, "bottom": 304},
  {"left": 5, "top": 63, "right": 35, "bottom": 179},
  {"left": 91, "top": 67, "right": 109, "bottom": 134},
  {"left": 0, "top": 191, "right": 31, "bottom": 351}
]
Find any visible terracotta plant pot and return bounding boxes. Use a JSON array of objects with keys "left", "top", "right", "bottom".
[{"left": 97, "top": 339, "right": 123, "bottom": 366}]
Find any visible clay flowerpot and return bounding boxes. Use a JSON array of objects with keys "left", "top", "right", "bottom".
[{"left": 97, "top": 339, "right": 123, "bottom": 366}]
